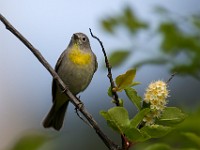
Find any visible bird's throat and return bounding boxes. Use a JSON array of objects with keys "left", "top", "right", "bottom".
[{"left": 68, "top": 47, "right": 92, "bottom": 66}]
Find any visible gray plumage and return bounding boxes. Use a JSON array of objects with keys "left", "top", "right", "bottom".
[{"left": 43, "top": 33, "right": 97, "bottom": 130}]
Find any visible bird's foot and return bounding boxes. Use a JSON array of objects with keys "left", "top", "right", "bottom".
[{"left": 77, "top": 101, "right": 84, "bottom": 109}]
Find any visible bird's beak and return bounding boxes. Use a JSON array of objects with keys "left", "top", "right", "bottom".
[{"left": 73, "top": 34, "right": 79, "bottom": 40}]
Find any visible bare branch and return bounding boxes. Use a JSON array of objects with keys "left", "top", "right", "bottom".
[
  {"left": 89, "top": 28, "right": 129, "bottom": 150},
  {"left": 166, "top": 72, "right": 177, "bottom": 84},
  {"left": 0, "top": 14, "right": 120, "bottom": 150},
  {"left": 89, "top": 28, "right": 120, "bottom": 106}
]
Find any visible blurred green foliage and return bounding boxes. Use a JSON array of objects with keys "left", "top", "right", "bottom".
[
  {"left": 143, "top": 143, "right": 171, "bottom": 150},
  {"left": 134, "top": 108, "right": 200, "bottom": 150},
  {"left": 107, "top": 50, "right": 130, "bottom": 68},
  {"left": 182, "top": 132, "right": 200, "bottom": 148},
  {"left": 101, "top": 5, "right": 200, "bottom": 79},
  {"left": 9, "top": 132, "right": 49, "bottom": 150},
  {"left": 102, "top": 7, "right": 148, "bottom": 34}
]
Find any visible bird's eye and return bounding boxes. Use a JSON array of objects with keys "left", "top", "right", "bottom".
[{"left": 82, "top": 37, "right": 86, "bottom": 42}]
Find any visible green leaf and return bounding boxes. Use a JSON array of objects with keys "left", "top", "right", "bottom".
[
  {"left": 100, "top": 107, "right": 130, "bottom": 133},
  {"left": 108, "top": 107, "right": 130, "bottom": 130},
  {"left": 111, "top": 98, "right": 124, "bottom": 107},
  {"left": 125, "top": 127, "right": 151, "bottom": 142},
  {"left": 130, "top": 108, "right": 151, "bottom": 128},
  {"left": 182, "top": 132, "right": 200, "bottom": 147},
  {"left": 125, "top": 87, "right": 142, "bottom": 110},
  {"left": 157, "top": 107, "right": 187, "bottom": 126},
  {"left": 108, "top": 50, "right": 130, "bottom": 68},
  {"left": 141, "top": 125, "right": 172, "bottom": 138},
  {"left": 11, "top": 133, "right": 48, "bottom": 150},
  {"left": 131, "top": 81, "right": 141, "bottom": 87},
  {"left": 118, "top": 98, "right": 124, "bottom": 107},
  {"left": 115, "top": 69, "right": 136, "bottom": 91},
  {"left": 107, "top": 86, "right": 112, "bottom": 97},
  {"left": 144, "top": 143, "right": 171, "bottom": 150},
  {"left": 101, "top": 6, "right": 148, "bottom": 35},
  {"left": 100, "top": 111, "right": 120, "bottom": 131}
]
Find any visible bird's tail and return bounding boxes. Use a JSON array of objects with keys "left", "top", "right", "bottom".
[{"left": 43, "top": 101, "right": 68, "bottom": 131}]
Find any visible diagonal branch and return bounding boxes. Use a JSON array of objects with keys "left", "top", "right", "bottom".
[{"left": 0, "top": 14, "right": 120, "bottom": 150}]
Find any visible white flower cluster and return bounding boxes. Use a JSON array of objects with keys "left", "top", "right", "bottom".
[{"left": 143, "top": 80, "right": 169, "bottom": 126}]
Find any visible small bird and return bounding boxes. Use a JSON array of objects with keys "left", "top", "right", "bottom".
[{"left": 43, "top": 33, "right": 98, "bottom": 131}]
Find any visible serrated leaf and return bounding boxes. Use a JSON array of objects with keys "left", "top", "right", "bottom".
[
  {"left": 125, "top": 87, "right": 142, "bottom": 110},
  {"left": 115, "top": 69, "right": 136, "bottom": 91},
  {"left": 141, "top": 125, "right": 172, "bottom": 138},
  {"left": 100, "top": 107, "right": 130, "bottom": 133},
  {"left": 108, "top": 50, "right": 130, "bottom": 67},
  {"left": 157, "top": 107, "right": 187, "bottom": 126},
  {"left": 100, "top": 111, "right": 120, "bottom": 132},
  {"left": 130, "top": 108, "right": 151, "bottom": 128},
  {"left": 124, "top": 127, "right": 150, "bottom": 142},
  {"left": 144, "top": 143, "right": 171, "bottom": 150},
  {"left": 108, "top": 107, "right": 130, "bottom": 131}
]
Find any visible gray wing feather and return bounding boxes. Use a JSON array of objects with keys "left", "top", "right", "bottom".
[{"left": 52, "top": 50, "right": 67, "bottom": 102}]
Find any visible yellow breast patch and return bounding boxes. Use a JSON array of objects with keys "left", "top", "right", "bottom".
[{"left": 69, "top": 47, "right": 92, "bottom": 66}]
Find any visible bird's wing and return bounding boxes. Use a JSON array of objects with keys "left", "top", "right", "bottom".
[{"left": 52, "top": 50, "right": 67, "bottom": 102}]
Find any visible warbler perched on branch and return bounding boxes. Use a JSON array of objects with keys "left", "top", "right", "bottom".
[{"left": 43, "top": 33, "right": 98, "bottom": 130}]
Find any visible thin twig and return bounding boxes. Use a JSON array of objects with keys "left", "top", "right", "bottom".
[
  {"left": 89, "top": 28, "right": 120, "bottom": 106},
  {"left": 166, "top": 72, "right": 177, "bottom": 84},
  {"left": 75, "top": 107, "right": 93, "bottom": 128},
  {"left": 0, "top": 14, "right": 120, "bottom": 150},
  {"left": 74, "top": 96, "right": 92, "bottom": 127},
  {"left": 89, "top": 28, "right": 128, "bottom": 150}
]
